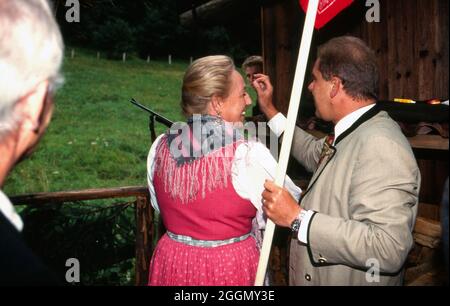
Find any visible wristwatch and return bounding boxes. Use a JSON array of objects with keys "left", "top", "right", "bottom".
[{"left": 291, "top": 209, "right": 307, "bottom": 233}]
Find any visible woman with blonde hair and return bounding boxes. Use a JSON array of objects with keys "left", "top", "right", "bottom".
[{"left": 147, "top": 55, "right": 300, "bottom": 286}]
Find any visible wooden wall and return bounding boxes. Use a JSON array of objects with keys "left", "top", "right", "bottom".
[
  {"left": 261, "top": 0, "right": 449, "bottom": 113},
  {"left": 260, "top": 0, "right": 448, "bottom": 285},
  {"left": 355, "top": 0, "right": 449, "bottom": 101},
  {"left": 261, "top": 0, "right": 449, "bottom": 112},
  {"left": 261, "top": 0, "right": 449, "bottom": 213}
]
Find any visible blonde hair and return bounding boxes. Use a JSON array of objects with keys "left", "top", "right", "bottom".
[{"left": 181, "top": 55, "right": 234, "bottom": 117}]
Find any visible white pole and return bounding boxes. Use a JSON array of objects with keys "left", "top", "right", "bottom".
[
  {"left": 254, "top": 0, "right": 319, "bottom": 286},
  {"left": 168, "top": 54, "right": 172, "bottom": 65},
  {"left": 122, "top": 52, "right": 126, "bottom": 62}
]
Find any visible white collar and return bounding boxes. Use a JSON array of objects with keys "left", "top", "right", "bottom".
[
  {"left": 333, "top": 104, "right": 376, "bottom": 145},
  {"left": 0, "top": 189, "right": 23, "bottom": 231}
]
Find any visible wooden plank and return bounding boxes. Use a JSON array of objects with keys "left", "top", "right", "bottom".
[
  {"left": 416, "top": 156, "right": 449, "bottom": 207},
  {"left": 262, "top": 0, "right": 303, "bottom": 116},
  {"left": 402, "top": 0, "right": 417, "bottom": 99},
  {"left": 261, "top": 1, "right": 277, "bottom": 108},
  {"left": 135, "top": 195, "right": 153, "bottom": 286},
  {"left": 10, "top": 186, "right": 149, "bottom": 205},
  {"left": 414, "top": 216, "right": 442, "bottom": 238},
  {"left": 263, "top": 0, "right": 449, "bottom": 107},
  {"left": 408, "top": 135, "right": 449, "bottom": 150},
  {"left": 413, "top": 233, "right": 441, "bottom": 248},
  {"left": 417, "top": 0, "right": 434, "bottom": 100},
  {"left": 366, "top": 0, "right": 389, "bottom": 100},
  {"left": 418, "top": 202, "right": 441, "bottom": 220},
  {"left": 386, "top": 0, "right": 399, "bottom": 100},
  {"left": 180, "top": 0, "right": 237, "bottom": 26},
  {"left": 437, "top": 0, "right": 449, "bottom": 100}
]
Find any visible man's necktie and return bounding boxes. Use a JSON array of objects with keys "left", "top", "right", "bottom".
[{"left": 318, "top": 133, "right": 335, "bottom": 165}]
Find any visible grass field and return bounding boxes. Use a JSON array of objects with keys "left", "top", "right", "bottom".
[
  {"left": 4, "top": 49, "right": 258, "bottom": 196},
  {"left": 4, "top": 49, "right": 191, "bottom": 195}
]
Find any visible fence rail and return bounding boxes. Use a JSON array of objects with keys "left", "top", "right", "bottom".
[
  {"left": 10, "top": 185, "right": 155, "bottom": 286},
  {"left": 9, "top": 183, "right": 444, "bottom": 285}
]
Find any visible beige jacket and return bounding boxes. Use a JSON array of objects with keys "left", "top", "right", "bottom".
[{"left": 288, "top": 109, "right": 420, "bottom": 285}]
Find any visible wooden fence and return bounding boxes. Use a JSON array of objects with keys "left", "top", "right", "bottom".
[
  {"left": 9, "top": 183, "right": 446, "bottom": 285},
  {"left": 10, "top": 186, "right": 156, "bottom": 286}
]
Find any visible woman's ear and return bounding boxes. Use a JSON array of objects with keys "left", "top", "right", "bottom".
[{"left": 210, "top": 95, "right": 223, "bottom": 116}]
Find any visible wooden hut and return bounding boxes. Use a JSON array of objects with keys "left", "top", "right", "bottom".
[
  {"left": 261, "top": 0, "right": 448, "bottom": 286},
  {"left": 180, "top": 0, "right": 449, "bottom": 285}
]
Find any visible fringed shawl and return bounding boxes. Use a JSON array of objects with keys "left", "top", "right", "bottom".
[{"left": 154, "top": 115, "right": 245, "bottom": 204}]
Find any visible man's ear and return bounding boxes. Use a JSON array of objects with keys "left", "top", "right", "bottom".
[
  {"left": 329, "top": 77, "right": 341, "bottom": 99},
  {"left": 15, "top": 80, "right": 49, "bottom": 130}
]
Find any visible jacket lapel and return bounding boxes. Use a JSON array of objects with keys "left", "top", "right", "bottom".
[
  {"left": 334, "top": 103, "right": 381, "bottom": 145},
  {"left": 299, "top": 103, "right": 381, "bottom": 205}
]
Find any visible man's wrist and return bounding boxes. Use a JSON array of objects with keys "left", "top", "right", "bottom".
[
  {"left": 262, "top": 105, "right": 279, "bottom": 121},
  {"left": 290, "top": 208, "right": 304, "bottom": 232}
]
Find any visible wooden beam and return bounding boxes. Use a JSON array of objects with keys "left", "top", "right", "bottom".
[
  {"left": 414, "top": 217, "right": 442, "bottom": 238},
  {"left": 261, "top": 0, "right": 303, "bottom": 116},
  {"left": 413, "top": 233, "right": 441, "bottom": 248},
  {"left": 408, "top": 135, "right": 449, "bottom": 151},
  {"left": 10, "top": 186, "right": 149, "bottom": 205},
  {"left": 135, "top": 195, "right": 153, "bottom": 286},
  {"left": 180, "top": 0, "right": 239, "bottom": 26}
]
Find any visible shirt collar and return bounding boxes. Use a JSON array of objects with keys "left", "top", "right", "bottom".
[
  {"left": 0, "top": 189, "right": 23, "bottom": 231},
  {"left": 333, "top": 104, "right": 376, "bottom": 145}
]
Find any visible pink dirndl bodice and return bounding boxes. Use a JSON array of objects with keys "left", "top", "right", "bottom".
[{"left": 148, "top": 136, "right": 259, "bottom": 286}]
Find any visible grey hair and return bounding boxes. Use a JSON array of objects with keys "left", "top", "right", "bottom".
[{"left": 0, "top": 0, "right": 64, "bottom": 135}]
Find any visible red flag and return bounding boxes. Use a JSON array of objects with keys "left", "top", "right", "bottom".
[{"left": 300, "top": 0, "right": 354, "bottom": 29}]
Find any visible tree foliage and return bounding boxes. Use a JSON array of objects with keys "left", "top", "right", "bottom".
[
  {"left": 92, "top": 19, "right": 136, "bottom": 59},
  {"left": 52, "top": 0, "right": 252, "bottom": 60}
]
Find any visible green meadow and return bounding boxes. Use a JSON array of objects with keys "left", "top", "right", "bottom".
[
  {"left": 4, "top": 50, "right": 258, "bottom": 196},
  {"left": 4, "top": 50, "right": 189, "bottom": 195},
  {"left": 2, "top": 50, "right": 191, "bottom": 285}
]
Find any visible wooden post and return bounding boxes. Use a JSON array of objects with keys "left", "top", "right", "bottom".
[
  {"left": 135, "top": 195, "right": 153, "bottom": 286},
  {"left": 168, "top": 54, "right": 172, "bottom": 65},
  {"left": 122, "top": 52, "right": 126, "bottom": 62}
]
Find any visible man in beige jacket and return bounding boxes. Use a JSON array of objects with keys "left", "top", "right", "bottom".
[{"left": 253, "top": 36, "right": 420, "bottom": 285}]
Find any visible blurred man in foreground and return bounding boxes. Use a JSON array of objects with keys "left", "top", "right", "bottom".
[{"left": 0, "top": 0, "right": 64, "bottom": 285}]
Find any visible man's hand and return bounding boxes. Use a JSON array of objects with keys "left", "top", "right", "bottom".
[
  {"left": 262, "top": 180, "right": 301, "bottom": 228},
  {"left": 252, "top": 74, "right": 279, "bottom": 120}
]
